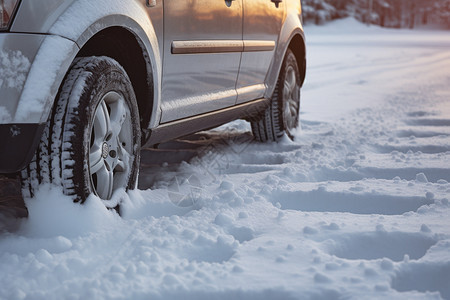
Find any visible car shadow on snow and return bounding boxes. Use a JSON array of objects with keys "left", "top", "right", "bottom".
[
  {"left": 138, "top": 130, "right": 255, "bottom": 190},
  {"left": 391, "top": 261, "right": 450, "bottom": 299}
]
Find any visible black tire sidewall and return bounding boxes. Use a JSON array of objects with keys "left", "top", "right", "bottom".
[
  {"left": 277, "top": 49, "right": 301, "bottom": 140},
  {"left": 61, "top": 57, "right": 140, "bottom": 202},
  {"left": 250, "top": 48, "right": 301, "bottom": 142}
]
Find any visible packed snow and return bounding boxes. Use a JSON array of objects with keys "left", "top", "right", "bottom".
[
  {"left": 0, "top": 50, "right": 30, "bottom": 90},
  {"left": 1, "top": 18, "right": 450, "bottom": 299}
]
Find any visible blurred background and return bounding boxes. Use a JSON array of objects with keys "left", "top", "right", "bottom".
[{"left": 302, "top": 0, "right": 450, "bottom": 28}]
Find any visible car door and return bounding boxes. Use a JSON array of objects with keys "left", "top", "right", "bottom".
[
  {"left": 236, "top": 0, "right": 285, "bottom": 104},
  {"left": 160, "top": 0, "right": 243, "bottom": 123}
]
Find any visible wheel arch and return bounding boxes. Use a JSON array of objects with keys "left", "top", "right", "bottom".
[
  {"left": 17, "top": 7, "right": 162, "bottom": 128},
  {"left": 265, "top": 12, "right": 306, "bottom": 99},
  {"left": 61, "top": 12, "right": 163, "bottom": 133},
  {"left": 76, "top": 26, "right": 155, "bottom": 140},
  {"left": 288, "top": 33, "right": 306, "bottom": 88}
]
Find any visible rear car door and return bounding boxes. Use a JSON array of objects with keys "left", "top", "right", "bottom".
[
  {"left": 160, "top": 0, "right": 243, "bottom": 123},
  {"left": 236, "top": 0, "right": 285, "bottom": 104}
]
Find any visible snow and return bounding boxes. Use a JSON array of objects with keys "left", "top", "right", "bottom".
[
  {"left": 0, "top": 50, "right": 30, "bottom": 90},
  {"left": 0, "top": 49, "right": 30, "bottom": 122},
  {"left": 14, "top": 35, "right": 77, "bottom": 123},
  {"left": 0, "top": 107, "right": 11, "bottom": 123},
  {"left": 1, "top": 18, "right": 450, "bottom": 299}
]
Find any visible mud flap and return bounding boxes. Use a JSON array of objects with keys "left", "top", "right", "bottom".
[{"left": 0, "top": 174, "right": 28, "bottom": 218}]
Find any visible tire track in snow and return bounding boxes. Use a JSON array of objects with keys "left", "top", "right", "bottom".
[
  {"left": 135, "top": 80, "right": 450, "bottom": 299},
  {"left": 271, "top": 185, "right": 434, "bottom": 215},
  {"left": 134, "top": 74, "right": 450, "bottom": 299},
  {"left": 139, "top": 100, "right": 450, "bottom": 218}
]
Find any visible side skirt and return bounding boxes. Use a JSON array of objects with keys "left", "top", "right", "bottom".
[{"left": 144, "top": 98, "right": 269, "bottom": 146}]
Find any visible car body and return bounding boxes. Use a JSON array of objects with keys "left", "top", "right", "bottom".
[{"left": 0, "top": 0, "right": 306, "bottom": 212}]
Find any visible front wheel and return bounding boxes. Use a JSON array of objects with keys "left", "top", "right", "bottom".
[
  {"left": 251, "top": 48, "right": 301, "bottom": 142},
  {"left": 22, "top": 57, "right": 141, "bottom": 206}
]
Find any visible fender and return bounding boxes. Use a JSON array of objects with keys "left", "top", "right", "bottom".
[
  {"left": 15, "top": 0, "right": 162, "bottom": 128},
  {"left": 14, "top": 35, "right": 79, "bottom": 123},
  {"left": 264, "top": 9, "right": 306, "bottom": 100}
]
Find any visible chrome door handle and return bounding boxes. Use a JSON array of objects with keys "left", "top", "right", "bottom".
[
  {"left": 271, "top": 0, "right": 282, "bottom": 8},
  {"left": 146, "top": 0, "right": 156, "bottom": 7}
]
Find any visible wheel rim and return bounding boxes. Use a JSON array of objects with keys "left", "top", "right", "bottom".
[
  {"left": 88, "top": 91, "right": 133, "bottom": 200},
  {"left": 282, "top": 65, "right": 300, "bottom": 133}
]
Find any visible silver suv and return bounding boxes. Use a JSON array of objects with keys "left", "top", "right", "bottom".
[{"left": 0, "top": 0, "right": 306, "bottom": 210}]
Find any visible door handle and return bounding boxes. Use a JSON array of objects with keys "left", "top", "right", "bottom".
[
  {"left": 146, "top": 0, "right": 156, "bottom": 7},
  {"left": 225, "top": 0, "right": 235, "bottom": 7},
  {"left": 271, "top": 0, "right": 282, "bottom": 8}
]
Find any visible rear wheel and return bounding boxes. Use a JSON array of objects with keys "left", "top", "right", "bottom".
[
  {"left": 22, "top": 56, "right": 141, "bottom": 206},
  {"left": 251, "top": 48, "right": 301, "bottom": 142}
]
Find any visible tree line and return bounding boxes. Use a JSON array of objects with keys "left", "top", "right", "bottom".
[{"left": 302, "top": 0, "right": 450, "bottom": 28}]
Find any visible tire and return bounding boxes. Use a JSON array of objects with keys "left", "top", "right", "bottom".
[
  {"left": 251, "top": 48, "right": 301, "bottom": 142},
  {"left": 22, "top": 56, "right": 141, "bottom": 206}
]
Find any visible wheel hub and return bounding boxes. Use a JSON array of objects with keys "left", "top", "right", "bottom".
[
  {"left": 89, "top": 91, "right": 133, "bottom": 200},
  {"left": 283, "top": 65, "right": 300, "bottom": 133},
  {"left": 101, "top": 142, "right": 109, "bottom": 159}
]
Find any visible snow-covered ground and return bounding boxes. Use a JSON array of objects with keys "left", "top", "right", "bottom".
[{"left": 1, "top": 18, "right": 450, "bottom": 299}]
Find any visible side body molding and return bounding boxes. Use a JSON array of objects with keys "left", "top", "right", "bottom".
[{"left": 171, "top": 40, "right": 275, "bottom": 54}]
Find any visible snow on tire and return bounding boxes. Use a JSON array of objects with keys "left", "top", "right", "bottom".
[
  {"left": 251, "top": 48, "right": 301, "bottom": 142},
  {"left": 22, "top": 56, "right": 141, "bottom": 206}
]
